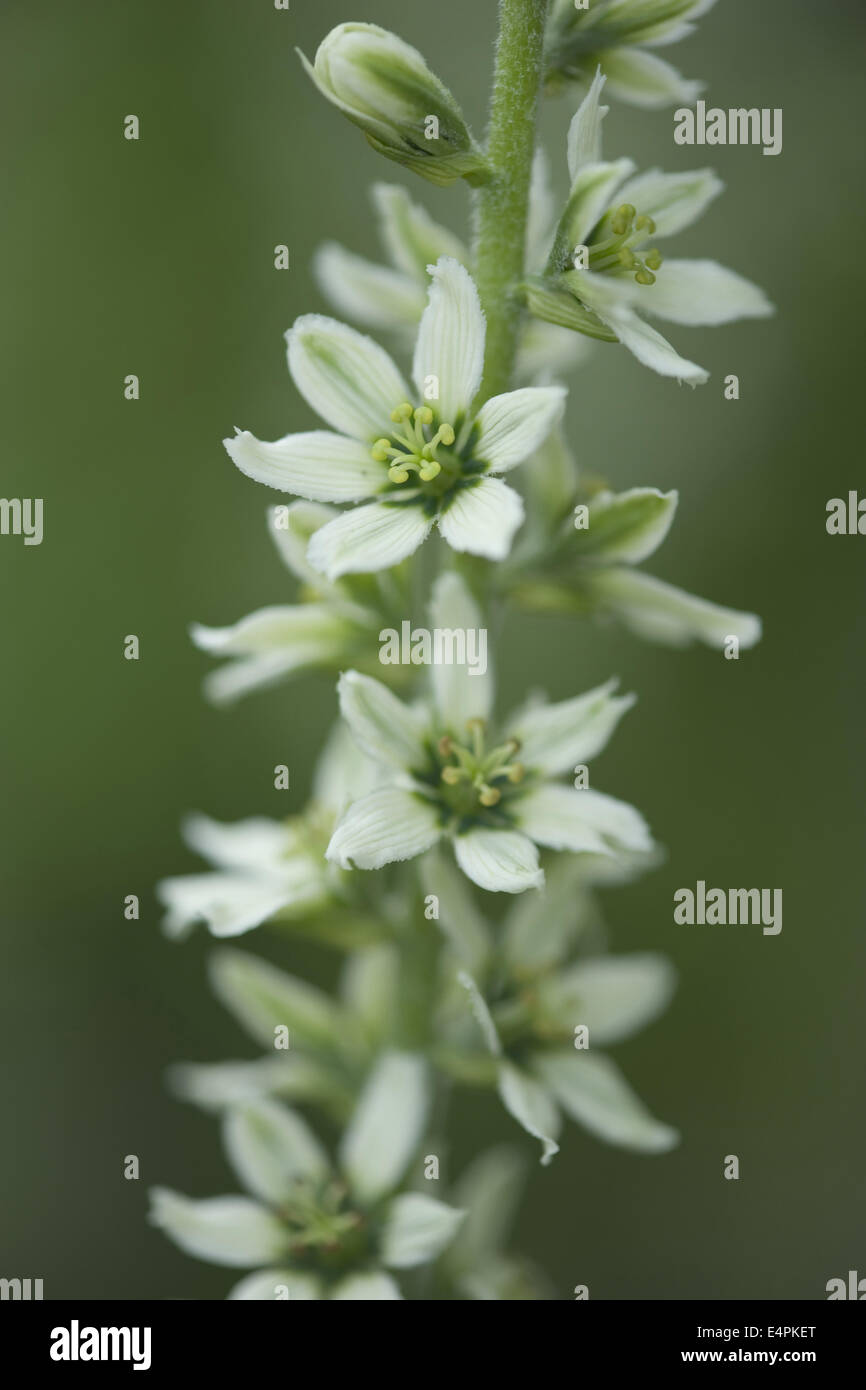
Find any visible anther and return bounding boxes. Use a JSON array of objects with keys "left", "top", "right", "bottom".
[
  {"left": 644, "top": 249, "right": 663, "bottom": 271},
  {"left": 390, "top": 402, "right": 414, "bottom": 423},
  {"left": 611, "top": 203, "right": 636, "bottom": 236},
  {"left": 478, "top": 785, "right": 501, "bottom": 807}
]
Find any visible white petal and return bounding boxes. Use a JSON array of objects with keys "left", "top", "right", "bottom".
[
  {"left": 438, "top": 478, "right": 525, "bottom": 560},
  {"left": 157, "top": 872, "right": 309, "bottom": 941},
  {"left": 589, "top": 567, "right": 762, "bottom": 649},
  {"left": 311, "top": 717, "right": 383, "bottom": 816},
  {"left": 448, "top": 1146, "right": 528, "bottom": 1269},
  {"left": 639, "top": 259, "right": 774, "bottom": 326},
  {"left": 306, "top": 501, "right": 432, "bottom": 580},
  {"left": 457, "top": 970, "right": 503, "bottom": 1057},
  {"left": 148, "top": 1188, "right": 287, "bottom": 1268},
  {"left": 331, "top": 1271, "right": 403, "bottom": 1300},
  {"left": 340, "top": 1052, "right": 430, "bottom": 1204},
  {"left": 313, "top": 242, "right": 425, "bottom": 330},
  {"left": 565, "top": 158, "right": 635, "bottom": 249},
  {"left": 614, "top": 167, "right": 723, "bottom": 238},
  {"left": 412, "top": 257, "right": 485, "bottom": 424},
  {"left": 497, "top": 1063, "right": 560, "bottom": 1165},
  {"left": 601, "top": 47, "right": 702, "bottom": 109},
  {"left": 518, "top": 785, "right": 653, "bottom": 855},
  {"left": 525, "top": 147, "right": 558, "bottom": 270},
  {"left": 577, "top": 275, "right": 709, "bottom": 384},
  {"left": 537, "top": 953, "right": 676, "bottom": 1047},
  {"left": 208, "top": 949, "right": 348, "bottom": 1052},
  {"left": 566, "top": 68, "right": 608, "bottom": 182},
  {"left": 340, "top": 945, "right": 400, "bottom": 1042},
  {"left": 168, "top": 1056, "right": 334, "bottom": 1112},
  {"left": 427, "top": 570, "right": 492, "bottom": 729},
  {"left": 534, "top": 1051, "right": 679, "bottom": 1153},
  {"left": 180, "top": 814, "right": 287, "bottom": 871},
  {"left": 287, "top": 314, "right": 409, "bottom": 440},
  {"left": 507, "top": 677, "right": 635, "bottom": 777},
  {"left": 373, "top": 182, "right": 468, "bottom": 280},
  {"left": 326, "top": 787, "right": 442, "bottom": 871},
  {"left": 502, "top": 857, "right": 595, "bottom": 978},
  {"left": 453, "top": 827, "right": 543, "bottom": 895},
  {"left": 192, "top": 605, "right": 355, "bottom": 658},
  {"left": 224, "top": 429, "right": 384, "bottom": 501},
  {"left": 576, "top": 487, "right": 678, "bottom": 565},
  {"left": 473, "top": 386, "right": 567, "bottom": 473},
  {"left": 610, "top": 310, "right": 709, "bottom": 384},
  {"left": 191, "top": 605, "right": 357, "bottom": 706},
  {"left": 515, "top": 786, "right": 608, "bottom": 855},
  {"left": 228, "top": 1269, "right": 322, "bottom": 1300},
  {"left": 337, "top": 669, "right": 429, "bottom": 772},
  {"left": 419, "top": 846, "right": 492, "bottom": 978},
  {"left": 634, "top": 0, "right": 719, "bottom": 48},
  {"left": 380, "top": 1194, "right": 465, "bottom": 1269},
  {"left": 267, "top": 500, "right": 341, "bottom": 588},
  {"left": 198, "top": 650, "right": 326, "bottom": 707},
  {"left": 223, "top": 1100, "right": 331, "bottom": 1204}
]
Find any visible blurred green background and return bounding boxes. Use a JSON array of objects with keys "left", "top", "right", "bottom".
[{"left": 2, "top": 0, "right": 864, "bottom": 1300}]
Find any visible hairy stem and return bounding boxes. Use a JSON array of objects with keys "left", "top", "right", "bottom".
[{"left": 472, "top": 0, "right": 550, "bottom": 400}]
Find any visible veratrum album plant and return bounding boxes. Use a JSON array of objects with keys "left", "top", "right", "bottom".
[{"left": 152, "top": 0, "right": 770, "bottom": 1300}]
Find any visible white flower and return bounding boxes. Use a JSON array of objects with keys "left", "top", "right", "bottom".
[
  {"left": 325, "top": 573, "right": 650, "bottom": 896},
  {"left": 448, "top": 926, "right": 679, "bottom": 1162},
  {"left": 510, "top": 457, "right": 763, "bottom": 651},
  {"left": 224, "top": 258, "right": 566, "bottom": 578},
  {"left": 299, "top": 23, "right": 489, "bottom": 186},
  {"left": 150, "top": 1057, "right": 464, "bottom": 1299},
  {"left": 157, "top": 723, "right": 379, "bottom": 939},
  {"left": 314, "top": 180, "right": 588, "bottom": 384},
  {"left": 544, "top": 0, "right": 717, "bottom": 108},
  {"left": 170, "top": 941, "right": 406, "bottom": 1120},
  {"left": 190, "top": 502, "right": 383, "bottom": 705},
  {"left": 525, "top": 71, "right": 773, "bottom": 384}
]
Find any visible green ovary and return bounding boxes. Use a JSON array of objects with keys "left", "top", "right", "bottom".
[{"left": 436, "top": 718, "right": 526, "bottom": 816}]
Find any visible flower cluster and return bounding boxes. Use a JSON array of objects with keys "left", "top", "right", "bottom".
[{"left": 154, "top": 5, "right": 769, "bottom": 1299}]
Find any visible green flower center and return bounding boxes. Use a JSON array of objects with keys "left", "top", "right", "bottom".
[
  {"left": 372, "top": 402, "right": 456, "bottom": 486},
  {"left": 436, "top": 718, "right": 525, "bottom": 815},
  {"left": 588, "top": 203, "right": 663, "bottom": 286},
  {"left": 279, "top": 1178, "right": 372, "bottom": 1274}
]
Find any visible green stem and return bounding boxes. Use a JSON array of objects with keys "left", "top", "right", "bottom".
[{"left": 472, "top": 0, "right": 550, "bottom": 401}]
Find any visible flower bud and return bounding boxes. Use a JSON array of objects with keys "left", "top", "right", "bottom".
[{"left": 299, "top": 23, "right": 490, "bottom": 186}]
